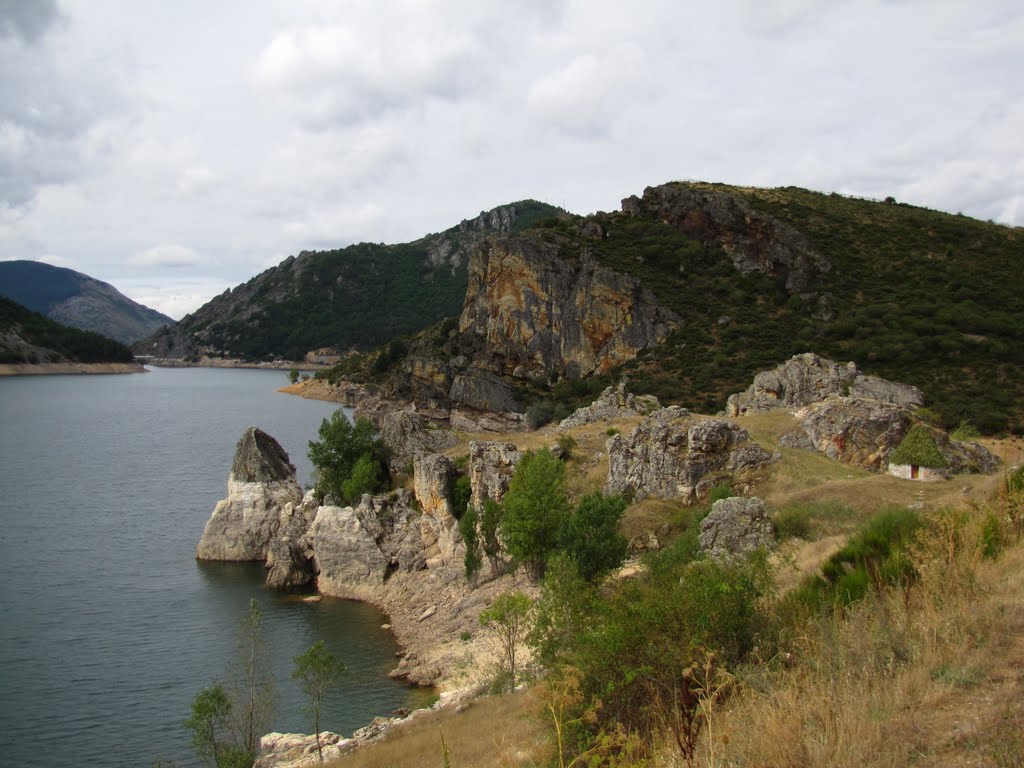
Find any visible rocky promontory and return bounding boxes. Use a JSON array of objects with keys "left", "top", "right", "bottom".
[{"left": 196, "top": 427, "right": 304, "bottom": 561}]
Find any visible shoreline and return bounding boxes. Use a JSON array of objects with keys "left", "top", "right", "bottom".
[
  {"left": 144, "top": 357, "right": 333, "bottom": 372},
  {"left": 0, "top": 362, "right": 147, "bottom": 377}
]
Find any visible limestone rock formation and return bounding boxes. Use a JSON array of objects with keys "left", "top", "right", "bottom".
[
  {"left": 698, "top": 497, "right": 775, "bottom": 561},
  {"left": 934, "top": 432, "right": 999, "bottom": 475},
  {"left": 726, "top": 353, "right": 923, "bottom": 416},
  {"left": 558, "top": 382, "right": 661, "bottom": 429},
  {"left": 412, "top": 453, "right": 461, "bottom": 567},
  {"left": 256, "top": 731, "right": 349, "bottom": 768},
  {"left": 265, "top": 490, "right": 320, "bottom": 589},
  {"left": 605, "top": 407, "right": 776, "bottom": 503},
  {"left": 196, "top": 427, "right": 303, "bottom": 561},
  {"left": 458, "top": 237, "right": 678, "bottom": 379},
  {"left": 780, "top": 396, "right": 913, "bottom": 469},
  {"left": 467, "top": 440, "right": 523, "bottom": 509},
  {"left": 379, "top": 409, "right": 458, "bottom": 468}
]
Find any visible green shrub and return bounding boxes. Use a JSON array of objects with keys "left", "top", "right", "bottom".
[
  {"left": 708, "top": 481, "right": 734, "bottom": 503},
  {"left": 308, "top": 412, "right": 390, "bottom": 505},
  {"left": 560, "top": 493, "right": 628, "bottom": 582},
  {"left": 772, "top": 505, "right": 814, "bottom": 541},
  {"left": 450, "top": 475, "right": 472, "bottom": 519},
  {"left": 555, "top": 434, "right": 577, "bottom": 459},
  {"left": 526, "top": 401, "right": 555, "bottom": 430},
  {"left": 950, "top": 420, "right": 982, "bottom": 441}
]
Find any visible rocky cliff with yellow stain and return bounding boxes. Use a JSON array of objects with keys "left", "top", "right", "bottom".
[{"left": 458, "top": 237, "right": 678, "bottom": 379}]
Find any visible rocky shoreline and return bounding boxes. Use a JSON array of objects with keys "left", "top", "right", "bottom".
[
  {"left": 143, "top": 357, "right": 332, "bottom": 371},
  {"left": 0, "top": 362, "right": 147, "bottom": 376}
]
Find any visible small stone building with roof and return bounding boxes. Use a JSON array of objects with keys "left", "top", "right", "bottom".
[{"left": 887, "top": 424, "right": 949, "bottom": 481}]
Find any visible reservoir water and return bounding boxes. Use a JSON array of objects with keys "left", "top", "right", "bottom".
[{"left": 0, "top": 367, "right": 426, "bottom": 767}]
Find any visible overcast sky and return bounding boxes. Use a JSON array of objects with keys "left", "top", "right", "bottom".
[{"left": 1, "top": 1, "right": 1021, "bottom": 319}]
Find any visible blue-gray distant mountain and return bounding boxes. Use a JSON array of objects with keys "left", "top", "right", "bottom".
[{"left": 0, "top": 260, "right": 173, "bottom": 344}]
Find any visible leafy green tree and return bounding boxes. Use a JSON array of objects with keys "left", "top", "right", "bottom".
[
  {"left": 479, "top": 591, "right": 534, "bottom": 693},
  {"left": 450, "top": 474, "right": 472, "bottom": 518},
  {"left": 480, "top": 498, "right": 504, "bottom": 574},
  {"left": 528, "top": 553, "right": 596, "bottom": 666},
  {"left": 501, "top": 449, "right": 570, "bottom": 580},
  {"left": 288, "top": 368, "right": 299, "bottom": 384},
  {"left": 458, "top": 506, "right": 482, "bottom": 581},
  {"left": 183, "top": 684, "right": 253, "bottom": 768},
  {"left": 308, "top": 412, "right": 389, "bottom": 504},
  {"left": 561, "top": 493, "right": 628, "bottom": 582},
  {"left": 292, "top": 641, "right": 348, "bottom": 763}
]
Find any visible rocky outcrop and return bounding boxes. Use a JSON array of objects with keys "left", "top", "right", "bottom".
[
  {"left": 467, "top": 441, "right": 523, "bottom": 509},
  {"left": 780, "top": 397, "right": 913, "bottom": 469},
  {"left": 726, "top": 353, "right": 923, "bottom": 416},
  {"left": 934, "top": 433, "right": 999, "bottom": 475},
  {"left": 256, "top": 732, "right": 349, "bottom": 768},
  {"left": 449, "top": 369, "right": 522, "bottom": 413},
  {"left": 698, "top": 497, "right": 775, "bottom": 561},
  {"left": 458, "top": 237, "right": 678, "bottom": 379},
  {"left": 412, "top": 453, "right": 461, "bottom": 567},
  {"left": 265, "top": 490, "right": 320, "bottom": 589},
  {"left": 196, "top": 428, "right": 303, "bottom": 560},
  {"left": 558, "top": 382, "right": 661, "bottom": 429},
  {"left": 606, "top": 408, "right": 776, "bottom": 503},
  {"left": 379, "top": 409, "right": 459, "bottom": 468},
  {"left": 620, "top": 183, "right": 830, "bottom": 292}
]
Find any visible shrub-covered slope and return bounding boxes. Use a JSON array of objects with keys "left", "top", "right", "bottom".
[
  {"left": 0, "top": 296, "right": 136, "bottom": 364},
  {"left": 518, "top": 183, "right": 1023, "bottom": 433}
]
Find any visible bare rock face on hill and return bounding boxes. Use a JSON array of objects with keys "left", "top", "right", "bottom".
[
  {"left": 558, "top": 382, "right": 661, "bottom": 429},
  {"left": 606, "top": 407, "right": 776, "bottom": 503},
  {"left": 726, "top": 353, "right": 923, "bottom": 416},
  {"left": 196, "top": 428, "right": 303, "bottom": 561},
  {"left": 379, "top": 409, "right": 459, "bottom": 468},
  {"left": 698, "top": 496, "right": 775, "bottom": 561},
  {"left": 620, "top": 183, "right": 830, "bottom": 292},
  {"left": 459, "top": 238, "right": 678, "bottom": 379}
]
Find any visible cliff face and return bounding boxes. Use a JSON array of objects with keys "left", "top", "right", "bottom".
[{"left": 458, "top": 237, "right": 678, "bottom": 379}]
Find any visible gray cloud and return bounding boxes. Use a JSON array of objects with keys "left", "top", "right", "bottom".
[
  {"left": 0, "top": 0, "right": 1020, "bottom": 320},
  {"left": 0, "top": 0, "right": 60, "bottom": 44}
]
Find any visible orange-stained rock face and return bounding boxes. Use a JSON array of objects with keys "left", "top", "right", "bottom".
[{"left": 459, "top": 237, "right": 677, "bottom": 378}]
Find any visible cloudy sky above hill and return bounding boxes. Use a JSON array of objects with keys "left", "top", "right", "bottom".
[{"left": 1, "top": 0, "right": 1021, "bottom": 318}]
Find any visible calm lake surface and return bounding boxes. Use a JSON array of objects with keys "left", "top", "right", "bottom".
[{"left": 0, "top": 367, "right": 426, "bottom": 767}]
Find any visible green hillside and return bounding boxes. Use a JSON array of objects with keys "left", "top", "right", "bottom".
[
  {"left": 516, "top": 183, "right": 1022, "bottom": 433},
  {"left": 0, "top": 296, "right": 136, "bottom": 364}
]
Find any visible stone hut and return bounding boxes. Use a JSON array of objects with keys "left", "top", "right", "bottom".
[{"left": 887, "top": 424, "right": 949, "bottom": 481}]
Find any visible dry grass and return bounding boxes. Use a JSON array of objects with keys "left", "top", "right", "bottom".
[
  {"left": 650, "top": 490, "right": 1024, "bottom": 768},
  {"left": 327, "top": 688, "right": 549, "bottom": 768}
]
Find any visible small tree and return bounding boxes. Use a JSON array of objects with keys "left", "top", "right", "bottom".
[
  {"left": 288, "top": 368, "right": 299, "bottom": 384},
  {"left": 501, "top": 449, "right": 570, "bottom": 580},
  {"left": 308, "top": 412, "right": 389, "bottom": 504},
  {"left": 561, "top": 493, "right": 629, "bottom": 582},
  {"left": 293, "top": 641, "right": 348, "bottom": 763},
  {"left": 480, "top": 498, "right": 504, "bottom": 574},
  {"left": 479, "top": 591, "right": 533, "bottom": 693},
  {"left": 228, "top": 599, "right": 276, "bottom": 755},
  {"left": 459, "top": 506, "right": 483, "bottom": 581},
  {"left": 183, "top": 684, "right": 253, "bottom": 768}
]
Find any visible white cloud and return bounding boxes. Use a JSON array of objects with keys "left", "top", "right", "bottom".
[{"left": 132, "top": 244, "right": 204, "bottom": 269}]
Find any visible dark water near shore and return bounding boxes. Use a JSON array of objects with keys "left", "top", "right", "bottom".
[{"left": 0, "top": 367, "right": 425, "bottom": 767}]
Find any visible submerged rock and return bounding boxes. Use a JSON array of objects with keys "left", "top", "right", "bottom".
[{"left": 196, "top": 427, "right": 303, "bottom": 561}]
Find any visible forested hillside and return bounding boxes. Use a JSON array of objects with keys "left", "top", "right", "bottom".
[{"left": 0, "top": 296, "right": 136, "bottom": 364}]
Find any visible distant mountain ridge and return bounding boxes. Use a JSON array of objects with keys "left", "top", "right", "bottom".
[
  {"left": 137, "top": 200, "right": 562, "bottom": 361},
  {"left": 0, "top": 296, "right": 137, "bottom": 366},
  {"left": 0, "top": 260, "right": 173, "bottom": 344}
]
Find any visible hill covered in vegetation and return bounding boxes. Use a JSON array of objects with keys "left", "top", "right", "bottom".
[
  {"left": 327, "top": 182, "right": 1023, "bottom": 434},
  {"left": 137, "top": 200, "right": 561, "bottom": 362},
  {"left": 0, "top": 296, "right": 137, "bottom": 365},
  {"left": 0, "top": 260, "right": 172, "bottom": 344}
]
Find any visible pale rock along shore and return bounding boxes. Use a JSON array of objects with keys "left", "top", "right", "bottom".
[{"left": 0, "top": 362, "right": 147, "bottom": 376}]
